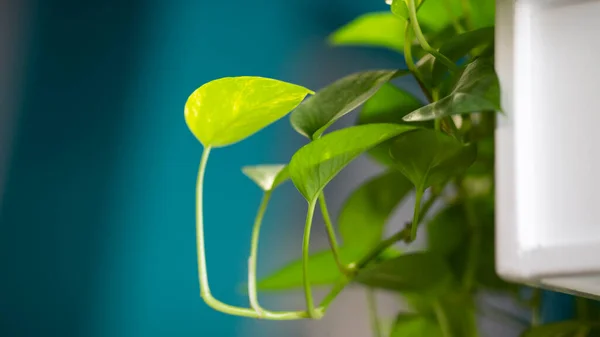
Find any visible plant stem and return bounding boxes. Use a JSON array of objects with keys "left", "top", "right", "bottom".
[
  {"left": 366, "top": 289, "right": 382, "bottom": 337},
  {"left": 460, "top": 0, "right": 474, "bottom": 30},
  {"left": 434, "top": 301, "right": 454, "bottom": 337},
  {"left": 404, "top": 22, "right": 432, "bottom": 102},
  {"left": 462, "top": 197, "right": 480, "bottom": 291},
  {"left": 410, "top": 187, "right": 425, "bottom": 240},
  {"left": 407, "top": 0, "right": 458, "bottom": 72},
  {"left": 248, "top": 190, "right": 273, "bottom": 315},
  {"left": 195, "top": 147, "right": 317, "bottom": 320},
  {"left": 302, "top": 200, "right": 321, "bottom": 318},
  {"left": 319, "top": 227, "right": 411, "bottom": 310},
  {"left": 319, "top": 193, "right": 350, "bottom": 274}
]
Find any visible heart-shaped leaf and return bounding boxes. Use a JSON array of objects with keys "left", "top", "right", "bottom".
[
  {"left": 389, "top": 129, "right": 477, "bottom": 192},
  {"left": 355, "top": 252, "right": 452, "bottom": 296},
  {"left": 291, "top": 70, "right": 398, "bottom": 139},
  {"left": 431, "top": 27, "right": 495, "bottom": 85},
  {"left": 357, "top": 83, "right": 426, "bottom": 166},
  {"left": 257, "top": 248, "right": 363, "bottom": 291},
  {"left": 242, "top": 165, "right": 289, "bottom": 192},
  {"left": 184, "top": 77, "right": 313, "bottom": 147},
  {"left": 521, "top": 322, "right": 589, "bottom": 337},
  {"left": 339, "top": 170, "right": 413, "bottom": 252},
  {"left": 391, "top": 315, "right": 443, "bottom": 337},
  {"left": 289, "top": 123, "right": 415, "bottom": 202},
  {"left": 329, "top": 12, "right": 406, "bottom": 52},
  {"left": 403, "top": 58, "right": 501, "bottom": 122}
]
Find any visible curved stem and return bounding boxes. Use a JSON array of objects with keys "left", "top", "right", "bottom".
[
  {"left": 302, "top": 200, "right": 321, "bottom": 318},
  {"left": 196, "top": 147, "right": 317, "bottom": 320},
  {"left": 404, "top": 22, "right": 432, "bottom": 102},
  {"left": 434, "top": 301, "right": 454, "bottom": 337},
  {"left": 319, "top": 193, "right": 350, "bottom": 274},
  {"left": 462, "top": 197, "right": 480, "bottom": 290},
  {"left": 407, "top": 0, "right": 458, "bottom": 72},
  {"left": 248, "top": 190, "right": 273, "bottom": 315},
  {"left": 366, "top": 289, "right": 382, "bottom": 337},
  {"left": 410, "top": 187, "right": 425, "bottom": 241}
]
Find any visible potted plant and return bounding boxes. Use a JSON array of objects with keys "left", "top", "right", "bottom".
[{"left": 183, "top": 0, "right": 600, "bottom": 335}]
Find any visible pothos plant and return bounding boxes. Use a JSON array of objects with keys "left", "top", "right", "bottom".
[{"left": 184, "top": 0, "right": 600, "bottom": 336}]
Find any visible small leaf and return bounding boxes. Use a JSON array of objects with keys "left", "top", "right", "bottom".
[
  {"left": 403, "top": 59, "right": 501, "bottom": 122},
  {"left": 427, "top": 204, "right": 468, "bottom": 255},
  {"left": 289, "top": 123, "right": 415, "bottom": 202},
  {"left": 339, "top": 171, "right": 413, "bottom": 251},
  {"left": 391, "top": 0, "right": 410, "bottom": 20},
  {"left": 521, "top": 321, "right": 588, "bottom": 337},
  {"left": 184, "top": 77, "right": 312, "bottom": 147},
  {"left": 431, "top": 27, "right": 495, "bottom": 85},
  {"left": 291, "top": 70, "right": 398, "bottom": 139},
  {"left": 242, "top": 165, "right": 289, "bottom": 192},
  {"left": 257, "top": 248, "right": 363, "bottom": 291},
  {"left": 355, "top": 252, "right": 452, "bottom": 296},
  {"left": 391, "top": 314, "right": 443, "bottom": 337},
  {"left": 357, "top": 83, "right": 426, "bottom": 166},
  {"left": 389, "top": 129, "right": 477, "bottom": 192},
  {"left": 329, "top": 12, "right": 406, "bottom": 52}
]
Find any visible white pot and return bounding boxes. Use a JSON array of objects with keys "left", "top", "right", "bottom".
[{"left": 496, "top": 0, "right": 600, "bottom": 297}]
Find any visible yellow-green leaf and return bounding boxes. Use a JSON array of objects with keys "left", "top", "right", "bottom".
[{"left": 184, "top": 77, "right": 313, "bottom": 147}]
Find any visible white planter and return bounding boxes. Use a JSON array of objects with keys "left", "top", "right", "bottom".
[{"left": 496, "top": 0, "right": 600, "bottom": 297}]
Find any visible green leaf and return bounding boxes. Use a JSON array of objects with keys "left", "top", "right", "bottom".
[
  {"left": 184, "top": 77, "right": 313, "bottom": 147},
  {"left": 358, "top": 83, "right": 424, "bottom": 125},
  {"left": 355, "top": 252, "right": 452, "bottom": 296},
  {"left": 391, "top": 0, "right": 410, "bottom": 20},
  {"left": 389, "top": 129, "right": 477, "bottom": 192},
  {"left": 521, "top": 321, "right": 589, "bottom": 337},
  {"left": 427, "top": 204, "right": 468, "bottom": 256},
  {"left": 329, "top": 12, "right": 406, "bottom": 53},
  {"left": 405, "top": 293, "right": 478, "bottom": 337},
  {"left": 258, "top": 248, "right": 363, "bottom": 291},
  {"left": 357, "top": 83, "right": 426, "bottom": 166},
  {"left": 403, "top": 58, "right": 501, "bottom": 122},
  {"left": 242, "top": 165, "right": 289, "bottom": 192},
  {"left": 289, "top": 123, "right": 415, "bottom": 202},
  {"left": 339, "top": 171, "right": 413, "bottom": 251},
  {"left": 391, "top": 315, "right": 443, "bottom": 337},
  {"left": 431, "top": 27, "right": 495, "bottom": 85},
  {"left": 290, "top": 70, "right": 398, "bottom": 139}
]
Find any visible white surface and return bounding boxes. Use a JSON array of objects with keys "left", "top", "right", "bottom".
[{"left": 496, "top": 0, "right": 600, "bottom": 296}]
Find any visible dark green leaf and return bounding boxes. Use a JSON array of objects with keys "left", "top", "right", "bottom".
[
  {"left": 339, "top": 171, "right": 413, "bottom": 252},
  {"left": 389, "top": 129, "right": 477, "bottom": 192},
  {"left": 521, "top": 321, "right": 589, "bottom": 337},
  {"left": 358, "top": 83, "right": 424, "bottom": 125},
  {"left": 291, "top": 70, "right": 398, "bottom": 139},
  {"left": 355, "top": 252, "right": 452, "bottom": 296},
  {"left": 258, "top": 248, "right": 363, "bottom": 291},
  {"left": 403, "top": 58, "right": 501, "bottom": 122},
  {"left": 405, "top": 293, "right": 478, "bottom": 337},
  {"left": 329, "top": 12, "right": 406, "bottom": 52},
  {"left": 185, "top": 77, "right": 312, "bottom": 147},
  {"left": 357, "top": 83, "right": 426, "bottom": 166},
  {"left": 242, "top": 165, "right": 289, "bottom": 192},
  {"left": 427, "top": 204, "right": 468, "bottom": 255},
  {"left": 431, "top": 27, "right": 495, "bottom": 85},
  {"left": 391, "top": 314, "right": 443, "bottom": 337},
  {"left": 289, "top": 123, "right": 415, "bottom": 202}
]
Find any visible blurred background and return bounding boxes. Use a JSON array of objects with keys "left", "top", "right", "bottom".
[{"left": 0, "top": 0, "right": 575, "bottom": 336}]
